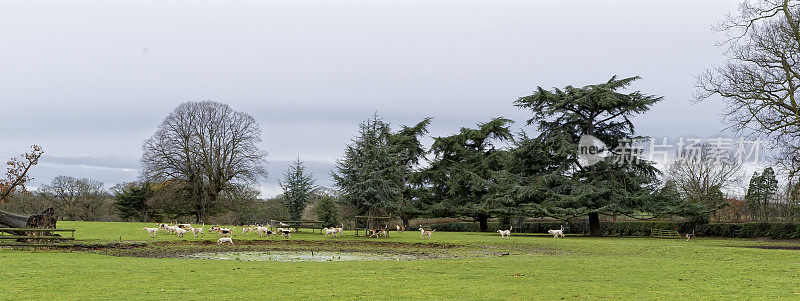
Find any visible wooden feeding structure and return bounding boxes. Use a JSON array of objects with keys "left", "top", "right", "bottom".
[
  {"left": 270, "top": 220, "right": 323, "bottom": 234},
  {"left": 353, "top": 215, "right": 393, "bottom": 237}
]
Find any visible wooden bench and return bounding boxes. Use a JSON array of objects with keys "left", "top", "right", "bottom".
[
  {"left": 0, "top": 228, "right": 76, "bottom": 245},
  {"left": 270, "top": 220, "right": 323, "bottom": 234},
  {"left": 650, "top": 229, "right": 682, "bottom": 239}
]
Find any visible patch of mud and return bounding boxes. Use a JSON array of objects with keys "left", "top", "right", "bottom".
[
  {"left": 18, "top": 238, "right": 553, "bottom": 261},
  {"left": 88, "top": 239, "right": 466, "bottom": 260},
  {"left": 181, "top": 251, "right": 422, "bottom": 262}
]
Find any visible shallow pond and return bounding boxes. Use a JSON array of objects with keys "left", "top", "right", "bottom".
[{"left": 181, "top": 251, "right": 421, "bottom": 262}]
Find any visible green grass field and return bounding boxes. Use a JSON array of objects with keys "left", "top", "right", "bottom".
[{"left": 1, "top": 221, "right": 798, "bottom": 300}]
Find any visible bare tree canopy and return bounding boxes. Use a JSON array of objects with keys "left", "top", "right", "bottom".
[
  {"left": 665, "top": 143, "right": 743, "bottom": 211},
  {"left": 39, "top": 176, "right": 107, "bottom": 221},
  {"left": 696, "top": 0, "right": 800, "bottom": 178},
  {"left": 141, "top": 101, "right": 267, "bottom": 222}
]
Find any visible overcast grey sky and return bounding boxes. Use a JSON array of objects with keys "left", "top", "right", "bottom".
[{"left": 0, "top": 0, "right": 741, "bottom": 197}]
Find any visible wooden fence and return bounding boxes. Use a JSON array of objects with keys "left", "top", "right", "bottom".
[{"left": 0, "top": 228, "right": 76, "bottom": 246}]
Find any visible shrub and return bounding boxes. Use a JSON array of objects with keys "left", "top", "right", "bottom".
[
  {"left": 769, "top": 223, "right": 798, "bottom": 238},
  {"left": 314, "top": 195, "right": 339, "bottom": 228},
  {"left": 697, "top": 223, "right": 738, "bottom": 237}
]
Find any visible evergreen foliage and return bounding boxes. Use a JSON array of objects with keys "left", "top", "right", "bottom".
[
  {"left": 745, "top": 167, "right": 779, "bottom": 221},
  {"left": 421, "top": 117, "right": 514, "bottom": 231},
  {"left": 387, "top": 117, "right": 431, "bottom": 227},
  {"left": 333, "top": 114, "right": 403, "bottom": 216},
  {"left": 279, "top": 157, "right": 316, "bottom": 220},
  {"left": 112, "top": 182, "right": 156, "bottom": 222},
  {"left": 314, "top": 193, "right": 340, "bottom": 228},
  {"left": 513, "top": 76, "right": 708, "bottom": 236}
]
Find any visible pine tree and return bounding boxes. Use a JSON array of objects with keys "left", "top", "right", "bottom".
[
  {"left": 514, "top": 76, "right": 708, "bottom": 236},
  {"left": 746, "top": 167, "right": 779, "bottom": 222},
  {"left": 761, "top": 167, "right": 778, "bottom": 221},
  {"left": 745, "top": 171, "right": 761, "bottom": 221},
  {"left": 279, "top": 157, "right": 316, "bottom": 220},
  {"left": 333, "top": 114, "right": 403, "bottom": 217},
  {"left": 422, "top": 118, "right": 514, "bottom": 232},
  {"left": 387, "top": 118, "right": 431, "bottom": 228}
]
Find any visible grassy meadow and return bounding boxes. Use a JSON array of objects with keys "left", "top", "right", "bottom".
[{"left": 0, "top": 221, "right": 798, "bottom": 300}]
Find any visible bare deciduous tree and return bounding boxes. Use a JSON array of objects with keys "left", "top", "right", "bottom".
[
  {"left": 39, "top": 176, "right": 107, "bottom": 221},
  {"left": 141, "top": 101, "right": 267, "bottom": 222},
  {"left": 696, "top": 0, "right": 800, "bottom": 178},
  {"left": 665, "top": 144, "right": 743, "bottom": 213}
]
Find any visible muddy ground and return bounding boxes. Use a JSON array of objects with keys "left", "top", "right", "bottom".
[{"left": 72, "top": 239, "right": 541, "bottom": 261}]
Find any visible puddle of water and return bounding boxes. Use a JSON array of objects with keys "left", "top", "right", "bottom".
[{"left": 181, "top": 251, "right": 420, "bottom": 262}]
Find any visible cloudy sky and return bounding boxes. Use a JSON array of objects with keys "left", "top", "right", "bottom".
[{"left": 0, "top": 0, "right": 744, "bottom": 197}]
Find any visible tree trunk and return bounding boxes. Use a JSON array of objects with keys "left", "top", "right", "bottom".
[
  {"left": 478, "top": 215, "right": 489, "bottom": 232},
  {"left": 0, "top": 208, "right": 57, "bottom": 235},
  {"left": 402, "top": 216, "right": 410, "bottom": 229},
  {"left": 588, "top": 212, "right": 601, "bottom": 237}
]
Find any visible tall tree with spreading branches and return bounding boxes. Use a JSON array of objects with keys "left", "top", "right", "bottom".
[
  {"left": 141, "top": 101, "right": 267, "bottom": 222},
  {"left": 388, "top": 117, "right": 432, "bottom": 228},
  {"left": 515, "top": 76, "right": 708, "bottom": 236},
  {"left": 421, "top": 118, "right": 514, "bottom": 232},
  {"left": 696, "top": 0, "right": 800, "bottom": 179}
]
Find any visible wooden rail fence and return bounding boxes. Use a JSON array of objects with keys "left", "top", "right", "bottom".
[{"left": 0, "top": 228, "right": 76, "bottom": 246}]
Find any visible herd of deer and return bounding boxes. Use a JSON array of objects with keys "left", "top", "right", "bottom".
[{"left": 142, "top": 223, "right": 562, "bottom": 243}]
